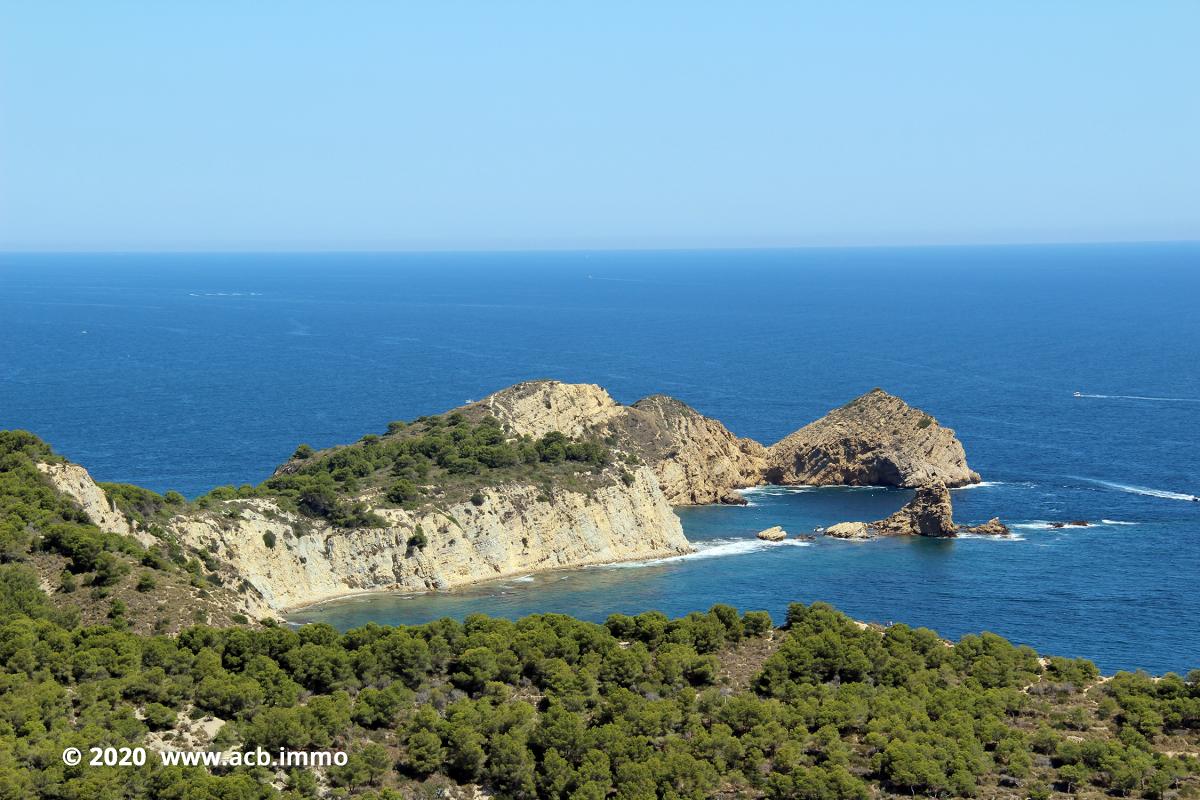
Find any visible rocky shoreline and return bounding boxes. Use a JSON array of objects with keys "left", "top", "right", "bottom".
[{"left": 36, "top": 379, "right": 1002, "bottom": 613}]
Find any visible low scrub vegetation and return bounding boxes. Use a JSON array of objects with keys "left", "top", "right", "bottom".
[{"left": 201, "top": 413, "right": 616, "bottom": 527}]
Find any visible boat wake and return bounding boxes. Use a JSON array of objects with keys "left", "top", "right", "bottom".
[
  {"left": 609, "top": 537, "right": 810, "bottom": 568},
  {"left": 951, "top": 481, "right": 1010, "bottom": 491},
  {"left": 1078, "top": 478, "right": 1198, "bottom": 502},
  {"left": 1075, "top": 392, "right": 1200, "bottom": 403}
]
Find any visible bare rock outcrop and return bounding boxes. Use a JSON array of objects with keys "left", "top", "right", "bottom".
[
  {"left": 36, "top": 461, "right": 159, "bottom": 546},
  {"left": 961, "top": 517, "right": 1010, "bottom": 536},
  {"left": 871, "top": 482, "right": 959, "bottom": 538},
  {"left": 607, "top": 395, "right": 767, "bottom": 505},
  {"left": 756, "top": 525, "right": 787, "bottom": 541},
  {"left": 469, "top": 380, "right": 624, "bottom": 439},
  {"left": 825, "top": 482, "right": 1008, "bottom": 540},
  {"left": 469, "top": 381, "right": 981, "bottom": 504},
  {"left": 766, "top": 389, "right": 980, "bottom": 489},
  {"left": 825, "top": 522, "right": 872, "bottom": 540},
  {"left": 468, "top": 381, "right": 766, "bottom": 506}
]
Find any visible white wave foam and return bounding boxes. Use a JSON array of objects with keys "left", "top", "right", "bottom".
[
  {"left": 958, "top": 532, "right": 1026, "bottom": 541},
  {"left": 1011, "top": 522, "right": 1058, "bottom": 531},
  {"left": 1083, "top": 479, "right": 1197, "bottom": 502},
  {"left": 609, "top": 537, "right": 810, "bottom": 568},
  {"left": 1011, "top": 519, "right": 1138, "bottom": 532},
  {"left": 511, "top": 575, "right": 535, "bottom": 583},
  {"left": 951, "top": 481, "right": 1005, "bottom": 491},
  {"left": 736, "top": 486, "right": 815, "bottom": 497},
  {"left": 1076, "top": 393, "right": 1200, "bottom": 403}
]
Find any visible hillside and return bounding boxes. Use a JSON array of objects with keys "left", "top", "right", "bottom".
[{"left": 1, "top": 423, "right": 1198, "bottom": 799}]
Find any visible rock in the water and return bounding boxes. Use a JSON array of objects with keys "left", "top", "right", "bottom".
[
  {"left": 756, "top": 525, "right": 787, "bottom": 541},
  {"left": 836, "top": 484, "right": 1009, "bottom": 539},
  {"left": 960, "top": 517, "right": 1010, "bottom": 536},
  {"left": 871, "top": 481, "right": 958, "bottom": 538},
  {"left": 718, "top": 490, "right": 749, "bottom": 506},
  {"left": 766, "top": 388, "right": 980, "bottom": 488},
  {"left": 825, "top": 522, "right": 873, "bottom": 539}
]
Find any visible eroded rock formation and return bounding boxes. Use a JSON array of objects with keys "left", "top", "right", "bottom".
[
  {"left": 469, "top": 381, "right": 766, "bottom": 505},
  {"left": 871, "top": 482, "right": 958, "bottom": 538},
  {"left": 766, "top": 388, "right": 980, "bottom": 489},
  {"left": 826, "top": 482, "right": 1008, "bottom": 540}
]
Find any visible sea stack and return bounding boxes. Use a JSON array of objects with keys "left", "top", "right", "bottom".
[
  {"left": 825, "top": 482, "right": 1009, "bottom": 539},
  {"left": 871, "top": 481, "right": 959, "bottom": 537}
]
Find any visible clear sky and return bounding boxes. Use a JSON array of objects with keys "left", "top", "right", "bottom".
[{"left": 1, "top": 2, "right": 1197, "bottom": 251}]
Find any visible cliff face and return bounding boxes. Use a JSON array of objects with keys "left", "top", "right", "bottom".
[
  {"left": 169, "top": 465, "right": 687, "bottom": 610},
  {"left": 612, "top": 396, "right": 767, "bottom": 505},
  {"left": 766, "top": 389, "right": 980, "bottom": 489},
  {"left": 470, "top": 381, "right": 766, "bottom": 506},
  {"left": 36, "top": 462, "right": 156, "bottom": 546}
]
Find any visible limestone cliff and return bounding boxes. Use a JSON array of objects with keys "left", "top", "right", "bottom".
[
  {"left": 608, "top": 395, "right": 767, "bottom": 505},
  {"left": 767, "top": 389, "right": 980, "bottom": 488},
  {"left": 169, "top": 465, "right": 688, "bottom": 610},
  {"left": 36, "top": 461, "right": 156, "bottom": 546},
  {"left": 468, "top": 381, "right": 766, "bottom": 505}
]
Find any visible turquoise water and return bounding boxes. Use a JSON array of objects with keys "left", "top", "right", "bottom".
[{"left": 2, "top": 244, "right": 1198, "bottom": 672}]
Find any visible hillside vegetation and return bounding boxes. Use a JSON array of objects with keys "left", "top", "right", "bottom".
[
  {"left": 2, "top": 428, "right": 1198, "bottom": 799},
  {"left": 200, "top": 412, "right": 628, "bottom": 528},
  {"left": 0, "top": 431, "right": 247, "bottom": 633}
]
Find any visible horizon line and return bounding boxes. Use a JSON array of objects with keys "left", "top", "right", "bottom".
[{"left": 0, "top": 237, "right": 1197, "bottom": 257}]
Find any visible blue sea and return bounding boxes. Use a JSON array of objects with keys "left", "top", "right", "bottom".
[{"left": 2, "top": 245, "right": 1198, "bottom": 674}]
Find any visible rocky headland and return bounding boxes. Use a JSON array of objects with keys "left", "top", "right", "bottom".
[
  {"left": 766, "top": 388, "right": 980, "bottom": 488},
  {"left": 27, "top": 379, "right": 999, "bottom": 614}
]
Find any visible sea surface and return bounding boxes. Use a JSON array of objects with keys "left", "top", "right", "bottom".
[{"left": 2, "top": 245, "right": 1198, "bottom": 673}]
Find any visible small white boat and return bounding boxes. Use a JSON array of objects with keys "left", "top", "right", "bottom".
[{"left": 1073, "top": 391, "right": 1082, "bottom": 397}]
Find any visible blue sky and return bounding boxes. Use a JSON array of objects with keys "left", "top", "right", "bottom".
[{"left": 1, "top": 2, "right": 1197, "bottom": 251}]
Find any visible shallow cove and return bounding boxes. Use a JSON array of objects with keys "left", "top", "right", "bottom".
[{"left": 289, "top": 482, "right": 1200, "bottom": 675}]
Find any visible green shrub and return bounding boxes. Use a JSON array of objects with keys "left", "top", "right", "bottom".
[
  {"left": 407, "top": 527, "right": 428, "bottom": 551},
  {"left": 742, "top": 610, "right": 773, "bottom": 636}
]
